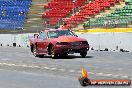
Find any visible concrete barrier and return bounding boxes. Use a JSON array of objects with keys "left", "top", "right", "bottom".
[{"left": 0, "top": 33, "right": 34, "bottom": 47}]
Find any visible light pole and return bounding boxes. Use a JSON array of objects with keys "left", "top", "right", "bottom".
[{"left": 72, "top": 0, "right": 76, "bottom": 15}]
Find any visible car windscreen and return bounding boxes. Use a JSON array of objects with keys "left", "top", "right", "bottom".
[{"left": 48, "top": 30, "right": 76, "bottom": 38}]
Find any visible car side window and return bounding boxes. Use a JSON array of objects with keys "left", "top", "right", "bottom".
[{"left": 38, "top": 32, "right": 47, "bottom": 40}]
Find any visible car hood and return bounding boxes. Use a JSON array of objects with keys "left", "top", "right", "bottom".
[{"left": 51, "top": 36, "right": 87, "bottom": 42}]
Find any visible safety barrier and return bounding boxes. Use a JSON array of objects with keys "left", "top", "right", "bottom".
[{"left": 74, "top": 28, "right": 132, "bottom": 33}]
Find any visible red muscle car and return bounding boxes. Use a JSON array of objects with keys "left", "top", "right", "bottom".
[{"left": 29, "top": 29, "right": 89, "bottom": 59}]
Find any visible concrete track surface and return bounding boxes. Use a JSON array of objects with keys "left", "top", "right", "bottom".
[{"left": 0, "top": 47, "right": 132, "bottom": 88}]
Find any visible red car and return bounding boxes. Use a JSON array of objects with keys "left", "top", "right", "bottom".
[{"left": 29, "top": 29, "right": 89, "bottom": 59}]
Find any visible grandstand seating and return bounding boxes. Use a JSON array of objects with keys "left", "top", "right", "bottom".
[
  {"left": 84, "top": 0, "right": 132, "bottom": 28},
  {"left": 0, "top": 0, "right": 32, "bottom": 30},
  {"left": 63, "top": 0, "right": 121, "bottom": 28},
  {"left": 42, "top": 0, "right": 87, "bottom": 25}
]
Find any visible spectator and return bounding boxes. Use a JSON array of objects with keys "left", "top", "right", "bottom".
[
  {"left": 60, "top": 23, "right": 68, "bottom": 29},
  {"left": 19, "top": 11, "right": 25, "bottom": 15}
]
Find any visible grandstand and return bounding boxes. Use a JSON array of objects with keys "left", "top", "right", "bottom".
[
  {"left": 0, "top": 0, "right": 50, "bottom": 33},
  {"left": 42, "top": 0, "right": 87, "bottom": 26},
  {"left": 0, "top": 0, "right": 32, "bottom": 31},
  {"left": 42, "top": 0, "right": 132, "bottom": 30},
  {"left": 0, "top": 0, "right": 131, "bottom": 33},
  {"left": 84, "top": 0, "right": 132, "bottom": 29}
]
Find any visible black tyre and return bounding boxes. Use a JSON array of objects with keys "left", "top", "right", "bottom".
[
  {"left": 60, "top": 53, "right": 68, "bottom": 57},
  {"left": 80, "top": 52, "right": 87, "bottom": 58},
  {"left": 38, "top": 54, "right": 44, "bottom": 58},
  {"left": 51, "top": 46, "right": 58, "bottom": 59},
  {"left": 30, "top": 45, "right": 34, "bottom": 53},
  {"left": 33, "top": 47, "right": 38, "bottom": 57},
  {"left": 79, "top": 77, "right": 91, "bottom": 86}
]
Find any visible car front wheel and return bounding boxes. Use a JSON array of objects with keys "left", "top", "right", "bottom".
[
  {"left": 80, "top": 52, "right": 87, "bottom": 58},
  {"left": 51, "top": 47, "right": 58, "bottom": 59}
]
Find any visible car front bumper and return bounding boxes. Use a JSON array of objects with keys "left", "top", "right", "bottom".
[{"left": 54, "top": 44, "right": 89, "bottom": 54}]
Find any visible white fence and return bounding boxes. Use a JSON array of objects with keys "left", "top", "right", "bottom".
[
  {"left": 0, "top": 33, "right": 34, "bottom": 47},
  {"left": 0, "top": 33, "right": 132, "bottom": 52}
]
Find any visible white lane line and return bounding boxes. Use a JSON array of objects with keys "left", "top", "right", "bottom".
[
  {"left": 69, "top": 70, "right": 75, "bottom": 73},
  {"left": 0, "top": 63, "right": 131, "bottom": 79},
  {"left": 32, "top": 66, "right": 40, "bottom": 68},
  {"left": 96, "top": 72, "right": 104, "bottom": 76},
  {"left": 0, "top": 63, "right": 16, "bottom": 66},
  {"left": 0, "top": 63, "right": 45, "bottom": 69},
  {"left": 121, "top": 75, "right": 129, "bottom": 78},
  {"left": 50, "top": 68, "right": 57, "bottom": 70},
  {"left": 17, "top": 64, "right": 28, "bottom": 67},
  {"left": 43, "top": 67, "right": 50, "bottom": 70},
  {"left": 103, "top": 74, "right": 113, "bottom": 76},
  {"left": 58, "top": 69, "right": 65, "bottom": 72},
  {"left": 0, "top": 63, "right": 59, "bottom": 71}
]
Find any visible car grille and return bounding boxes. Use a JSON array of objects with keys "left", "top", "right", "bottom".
[
  {"left": 70, "top": 41, "right": 88, "bottom": 45},
  {"left": 70, "top": 42, "right": 80, "bottom": 45}
]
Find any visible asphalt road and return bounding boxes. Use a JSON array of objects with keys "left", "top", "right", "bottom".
[
  {"left": 0, "top": 47, "right": 132, "bottom": 88},
  {"left": 0, "top": 69, "right": 78, "bottom": 88}
]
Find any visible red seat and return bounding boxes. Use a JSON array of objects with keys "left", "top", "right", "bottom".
[
  {"left": 63, "top": 0, "right": 121, "bottom": 29},
  {"left": 42, "top": 0, "right": 121, "bottom": 27},
  {"left": 42, "top": 0, "right": 87, "bottom": 25}
]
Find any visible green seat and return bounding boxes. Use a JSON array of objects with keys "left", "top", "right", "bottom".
[{"left": 84, "top": 2, "right": 132, "bottom": 28}]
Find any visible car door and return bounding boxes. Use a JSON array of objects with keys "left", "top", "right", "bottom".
[{"left": 37, "top": 32, "right": 48, "bottom": 54}]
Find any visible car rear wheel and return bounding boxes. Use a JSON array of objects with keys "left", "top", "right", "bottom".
[
  {"left": 38, "top": 54, "right": 44, "bottom": 58},
  {"left": 51, "top": 47, "right": 58, "bottom": 59},
  {"left": 60, "top": 53, "right": 68, "bottom": 57},
  {"left": 80, "top": 52, "right": 87, "bottom": 58}
]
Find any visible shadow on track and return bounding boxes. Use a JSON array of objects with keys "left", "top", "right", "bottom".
[{"left": 38, "top": 55, "right": 93, "bottom": 59}]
